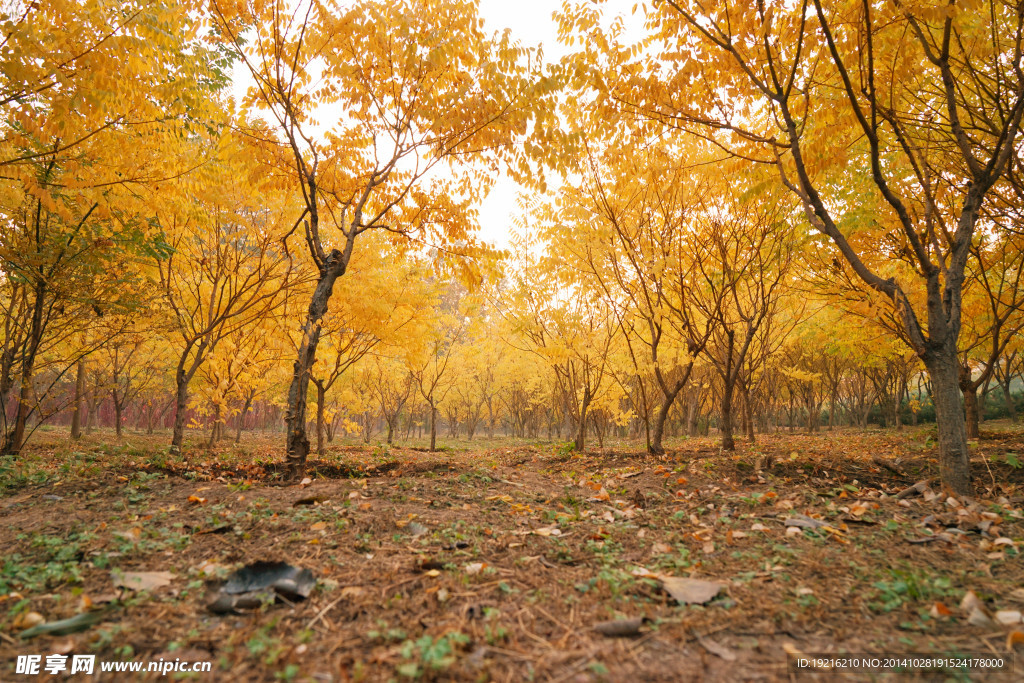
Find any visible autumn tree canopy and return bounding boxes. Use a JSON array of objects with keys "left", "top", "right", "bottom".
[{"left": 3, "top": 0, "right": 1024, "bottom": 497}]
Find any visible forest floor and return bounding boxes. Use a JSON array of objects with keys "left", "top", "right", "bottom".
[{"left": 1, "top": 426, "right": 1023, "bottom": 681}]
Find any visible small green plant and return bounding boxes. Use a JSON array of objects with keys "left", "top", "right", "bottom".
[
  {"left": 554, "top": 441, "right": 576, "bottom": 458},
  {"left": 395, "top": 631, "right": 470, "bottom": 679},
  {"left": 869, "top": 570, "right": 953, "bottom": 613},
  {"left": 994, "top": 451, "right": 1022, "bottom": 469}
]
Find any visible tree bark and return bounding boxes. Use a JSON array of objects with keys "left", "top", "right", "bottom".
[
  {"left": 1, "top": 279, "right": 46, "bottom": 456},
  {"left": 236, "top": 395, "right": 253, "bottom": 443},
  {"left": 720, "top": 382, "right": 735, "bottom": 451},
  {"left": 1002, "top": 381, "right": 1017, "bottom": 421},
  {"left": 574, "top": 390, "right": 591, "bottom": 452},
  {"left": 112, "top": 389, "right": 123, "bottom": 438},
  {"left": 170, "top": 368, "right": 190, "bottom": 452},
  {"left": 923, "top": 345, "right": 972, "bottom": 496},
  {"left": 285, "top": 260, "right": 344, "bottom": 477},
  {"left": 429, "top": 402, "right": 437, "bottom": 451},
  {"left": 741, "top": 385, "right": 756, "bottom": 442},
  {"left": 650, "top": 383, "right": 683, "bottom": 454},
  {"left": 963, "top": 385, "right": 980, "bottom": 439},
  {"left": 314, "top": 378, "right": 326, "bottom": 456},
  {"left": 71, "top": 360, "right": 85, "bottom": 440}
]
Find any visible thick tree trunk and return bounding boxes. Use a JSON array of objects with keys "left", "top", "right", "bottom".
[
  {"left": 2, "top": 381, "right": 31, "bottom": 455},
  {"left": 650, "top": 384, "right": 683, "bottom": 455},
  {"left": 923, "top": 347, "right": 972, "bottom": 496},
  {"left": 285, "top": 264, "right": 343, "bottom": 477},
  {"left": 314, "top": 380, "right": 326, "bottom": 456},
  {"left": 720, "top": 383, "right": 735, "bottom": 451},
  {"left": 71, "top": 360, "right": 85, "bottom": 439},
  {"left": 963, "top": 386, "right": 980, "bottom": 439},
  {"left": 2, "top": 281, "right": 45, "bottom": 455},
  {"left": 170, "top": 371, "right": 189, "bottom": 452}
]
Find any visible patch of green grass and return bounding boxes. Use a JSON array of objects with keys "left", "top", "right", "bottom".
[
  {"left": 868, "top": 569, "right": 954, "bottom": 613},
  {"left": 395, "top": 631, "right": 470, "bottom": 679}
]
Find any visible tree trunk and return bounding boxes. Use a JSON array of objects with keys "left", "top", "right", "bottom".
[
  {"left": 170, "top": 372, "right": 189, "bottom": 452},
  {"left": 1002, "top": 381, "right": 1017, "bottom": 422},
  {"left": 720, "top": 383, "right": 735, "bottom": 451},
  {"left": 923, "top": 346, "right": 972, "bottom": 496},
  {"left": 650, "top": 384, "right": 683, "bottom": 455},
  {"left": 827, "top": 389, "right": 837, "bottom": 431},
  {"left": 429, "top": 402, "right": 437, "bottom": 452},
  {"left": 963, "top": 385, "right": 980, "bottom": 439},
  {"left": 71, "top": 360, "right": 85, "bottom": 439},
  {"left": 574, "top": 391, "right": 591, "bottom": 452},
  {"left": 236, "top": 396, "right": 253, "bottom": 443},
  {"left": 112, "top": 390, "right": 123, "bottom": 438},
  {"left": 686, "top": 390, "right": 700, "bottom": 437},
  {"left": 285, "top": 264, "right": 343, "bottom": 477},
  {"left": 2, "top": 381, "right": 32, "bottom": 455},
  {"left": 314, "top": 379, "right": 326, "bottom": 456},
  {"left": 742, "top": 386, "right": 756, "bottom": 442}
]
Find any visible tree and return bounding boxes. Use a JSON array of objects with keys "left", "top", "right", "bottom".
[
  {"left": 547, "top": 136, "right": 717, "bottom": 454},
  {"left": 562, "top": 0, "right": 1024, "bottom": 494},
  {"left": 211, "top": 0, "right": 557, "bottom": 476},
  {"left": 157, "top": 149, "right": 293, "bottom": 452}
]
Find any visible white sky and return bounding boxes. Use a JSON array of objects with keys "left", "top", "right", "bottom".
[
  {"left": 229, "top": 1, "right": 580, "bottom": 251},
  {"left": 474, "top": 0, "right": 567, "bottom": 250}
]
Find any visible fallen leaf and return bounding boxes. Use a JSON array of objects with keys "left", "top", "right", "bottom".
[
  {"left": 968, "top": 606, "right": 994, "bottom": 627},
  {"left": 464, "top": 562, "right": 487, "bottom": 575},
  {"left": 113, "top": 527, "right": 142, "bottom": 544},
  {"left": 995, "top": 610, "right": 1022, "bottom": 625},
  {"left": 659, "top": 576, "right": 724, "bottom": 605},
  {"left": 310, "top": 522, "right": 327, "bottom": 532},
  {"left": 113, "top": 570, "right": 173, "bottom": 591},
  {"left": 961, "top": 590, "right": 984, "bottom": 612},
  {"left": 593, "top": 617, "right": 648, "bottom": 637},
  {"left": 299, "top": 477, "right": 312, "bottom": 488},
  {"left": 187, "top": 495, "right": 207, "bottom": 505},
  {"left": 698, "top": 636, "right": 737, "bottom": 661},
  {"left": 12, "top": 611, "right": 45, "bottom": 630},
  {"left": 784, "top": 515, "right": 829, "bottom": 529}
]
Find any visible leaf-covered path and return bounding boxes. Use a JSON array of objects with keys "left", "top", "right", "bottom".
[{"left": 2, "top": 428, "right": 1023, "bottom": 681}]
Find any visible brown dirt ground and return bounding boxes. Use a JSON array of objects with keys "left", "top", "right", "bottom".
[{"left": 1, "top": 426, "right": 1023, "bottom": 681}]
